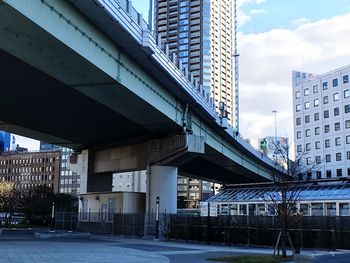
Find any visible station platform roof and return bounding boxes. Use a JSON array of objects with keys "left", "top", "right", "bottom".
[{"left": 206, "top": 180, "right": 350, "bottom": 203}]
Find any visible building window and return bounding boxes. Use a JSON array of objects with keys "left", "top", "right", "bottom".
[
  {"left": 323, "top": 82, "right": 328, "bottom": 90},
  {"left": 337, "top": 168, "right": 342, "bottom": 177},
  {"left": 333, "top": 93, "right": 339, "bottom": 101},
  {"left": 307, "top": 172, "right": 312, "bottom": 180},
  {"left": 315, "top": 141, "right": 320, "bottom": 149},
  {"left": 347, "top": 151, "right": 350, "bottom": 160},
  {"left": 179, "top": 51, "right": 188, "bottom": 57},
  {"left": 180, "top": 1, "right": 188, "bottom": 7},
  {"left": 306, "top": 143, "right": 311, "bottom": 151},
  {"left": 323, "top": 96, "right": 329, "bottom": 104},
  {"left": 324, "top": 124, "right": 330, "bottom": 133},
  {"left": 326, "top": 170, "right": 332, "bottom": 178},
  {"left": 345, "top": 104, "right": 350, "bottom": 113},
  {"left": 306, "top": 157, "right": 312, "bottom": 165},
  {"left": 334, "top": 107, "right": 340, "bottom": 116},
  {"left": 343, "top": 75, "right": 349, "bottom": 84},
  {"left": 325, "top": 154, "right": 331, "bottom": 162},
  {"left": 333, "top": 78, "right": 338, "bottom": 87},
  {"left": 335, "top": 122, "right": 340, "bottom": 131},
  {"left": 179, "top": 44, "right": 188, "bottom": 51},
  {"left": 297, "top": 145, "right": 302, "bottom": 153},
  {"left": 304, "top": 88, "right": 309, "bottom": 96},
  {"left": 297, "top": 131, "right": 301, "bottom": 139},
  {"left": 296, "top": 104, "right": 301, "bottom": 112},
  {"left": 315, "top": 127, "right": 320, "bottom": 135},
  {"left": 314, "top": 112, "right": 320, "bottom": 121},
  {"left": 305, "top": 102, "right": 310, "bottom": 109},
  {"left": 295, "top": 91, "right": 301, "bottom": 99},
  {"left": 335, "top": 137, "right": 341, "bottom": 146},
  {"left": 296, "top": 117, "right": 301, "bottom": 125},
  {"left": 324, "top": 110, "right": 329, "bottom": 119},
  {"left": 313, "top": 85, "right": 318, "bottom": 93},
  {"left": 305, "top": 129, "right": 310, "bottom": 137},
  {"left": 316, "top": 171, "right": 321, "bottom": 179},
  {"left": 315, "top": 156, "right": 321, "bottom": 164},
  {"left": 336, "top": 152, "right": 342, "bottom": 161},
  {"left": 345, "top": 120, "right": 350, "bottom": 129},
  {"left": 325, "top": 139, "right": 330, "bottom": 148},
  {"left": 314, "top": 99, "right": 319, "bottom": 107},
  {"left": 305, "top": 115, "right": 310, "bottom": 123},
  {"left": 179, "top": 13, "right": 188, "bottom": 20},
  {"left": 347, "top": 135, "right": 350, "bottom": 144},
  {"left": 179, "top": 32, "right": 188, "bottom": 38},
  {"left": 344, "top": 89, "right": 350, "bottom": 98}
]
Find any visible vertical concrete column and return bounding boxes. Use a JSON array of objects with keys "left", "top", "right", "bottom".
[{"left": 146, "top": 166, "right": 177, "bottom": 214}]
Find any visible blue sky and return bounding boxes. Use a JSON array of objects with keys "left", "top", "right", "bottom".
[
  {"left": 239, "top": 0, "right": 350, "bottom": 33},
  {"left": 133, "top": 0, "right": 350, "bottom": 33}
]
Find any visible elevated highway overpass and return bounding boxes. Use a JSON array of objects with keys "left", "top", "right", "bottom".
[{"left": 0, "top": 0, "right": 284, "bottom": 213}]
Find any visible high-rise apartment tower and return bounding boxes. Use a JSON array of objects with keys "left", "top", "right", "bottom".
[
  {"left": 155, "top": 0, "right": 234, "bottom": 124},
  {"left": 155, "top": 0, "right": 232, "bottom": 207}
]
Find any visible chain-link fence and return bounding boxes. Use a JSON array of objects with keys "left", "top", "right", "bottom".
[{"left": 55, "top": 212, "right": 350, "bottom": 248}]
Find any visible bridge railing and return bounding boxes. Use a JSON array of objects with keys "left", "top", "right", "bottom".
[{"left": 98, "top": 0, "right": 216, "bottom": 114}]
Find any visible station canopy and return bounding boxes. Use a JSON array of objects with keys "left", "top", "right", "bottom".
[{"left": 206, "top": 181, "right": 350, "bottom": 203}]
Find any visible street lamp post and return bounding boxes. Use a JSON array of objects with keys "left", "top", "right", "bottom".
[
  {"left": 155, "top": 196, "right": 159, "bottom": 239},
  {"left": 51, "top": 201, "right": 55, "bottom": 231}
]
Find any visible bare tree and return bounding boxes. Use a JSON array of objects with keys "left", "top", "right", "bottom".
[{"left": 261, "top": 141, "right": 318, "bottom": 258}]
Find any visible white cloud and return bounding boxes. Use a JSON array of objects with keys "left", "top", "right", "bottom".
[
  {"left": 239, "top": 13, "right": 350, "bottom": 146},
  {"left": 292, "top": 17, "right": 311, "bottom": 27},
  {"left": 249, "top": 9, "right": 265, "bottom": 15},
  {"left": 237, "top": 0, "right": 268, "bottom": 27}
]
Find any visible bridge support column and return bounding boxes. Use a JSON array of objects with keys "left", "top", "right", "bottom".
[{"left": 146, "top": 166, "right": 177, "bottom": 214}]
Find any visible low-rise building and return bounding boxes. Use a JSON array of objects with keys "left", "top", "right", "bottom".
[
  {"left": 204, "top": 180, "right": 350, "bottom": 217},
  {"left": 0, "top": 150, "right": 60, "bottom": 192}
]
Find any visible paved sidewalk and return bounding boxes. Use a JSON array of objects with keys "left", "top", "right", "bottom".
[
  {"left": 0, "top": 234, "right": 348, "bottom": 263},
  {"left": 0, "top": 237, "right": 167, "bottom": 263}
]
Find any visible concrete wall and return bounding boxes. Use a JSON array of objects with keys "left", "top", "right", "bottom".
[{"left": 79, "top": 192, "right": 145, "bottom": 216}]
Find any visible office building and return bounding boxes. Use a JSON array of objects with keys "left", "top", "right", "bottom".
[
  {"left": 293, "top": 65, "right": 350, "bottom": 179},
  {"left": 155, "top": 0, "right": 232, "bottom": 207},
  {"left": 40, "top": 142, "right": 80, "bottom": 194},
  {"left": 0, "top": 150, "right": 60, "bottom": 192},
  {"left": 0, "top": 131, "right": 16, "bottom": 152}
]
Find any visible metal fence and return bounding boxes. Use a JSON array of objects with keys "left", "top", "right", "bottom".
[{"left": 55, "top": 212, "right": 350, "bottom": 249}]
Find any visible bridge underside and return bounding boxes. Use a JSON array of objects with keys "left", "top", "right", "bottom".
[
  {"left": 161, "top": 145, "right": 269, "bottom": 184},
  {"left": 0, "top": 2, "right": 182, "bottom": 150},
  {"left": 0, "top": 49, "right": 165, "bottom": 150}
]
